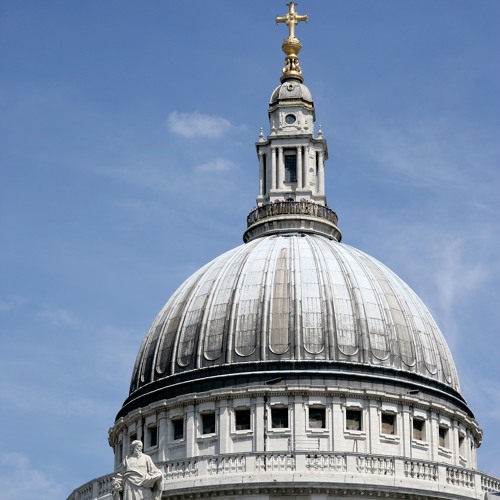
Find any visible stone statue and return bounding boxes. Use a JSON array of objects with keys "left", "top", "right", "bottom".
[{"left": 112, "top": 440, "right": 162, "bottom": 500}]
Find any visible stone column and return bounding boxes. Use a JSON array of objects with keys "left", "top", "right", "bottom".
[
  {"left": 293, "top": 397, "right": 306, "bottom": 450},
  {"left": 332, "top": 397, "right": 343, "bottom": 452},
  {"left": 401, "top": 405, "right": 412, "bottom": 457},
  {"left": 255, "top": 396, "right": 266, "bottom": 452},
  {"left": 158, "top": 409, "right": 168, "bottom": 461},
  {"left": 136, "top": 421, "right": 143, "bottom": 443},
  {"left": 185, "top": 404, "right": 196, "bottom": 457},
  {"left": 278, "top": 147, "right": 284, "bottom": 189},
  {"left": 303, "top": 146, "right": 309, "bottom": 192},
  {"left": 271, "top": 147, "right": 277, "bottom": 190},
  {"left": 219, "top": 399, "right": 231, "bottom": 455},
  {"left": 451, "top": 419, "right": 459, "bottom": 464},
  {"left": 429, "top": 411, "right": 439, "bottom": 462},
  {"left": 318, "top": 150, "right": 325, "bottom": 197},
  {"left": 258, "top": 151, "right": 264, "bottom": 196},
  {"left": 297, "top": 146, "right": 303, "bottom": 188},
  {"left": 367, "top": 400, "right": 379, "bottom": 455}
]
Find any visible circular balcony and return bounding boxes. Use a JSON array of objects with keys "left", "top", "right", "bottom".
[{"left": 244, "top": 201, "right": 341, "bottom": 243}]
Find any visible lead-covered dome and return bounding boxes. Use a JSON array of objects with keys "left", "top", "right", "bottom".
[
  {"left": 270, "top": 80, "right": 314, "bottom": 105},
  {"left": 128, "top": 234, "right": 460, "bottom": 403}
]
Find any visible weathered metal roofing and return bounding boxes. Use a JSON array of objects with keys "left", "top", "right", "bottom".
[{"left": 130, "top": 234, "right": 459, "bottom": 395}]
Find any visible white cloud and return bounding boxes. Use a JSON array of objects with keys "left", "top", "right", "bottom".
[
  {"left": 40, "top": 305, "right": 80, "bottom": 327},
  {"left": 350, "top": 117, "right": 500, "bottom": 195},
  {"left": 0, "top": 452, "right": 65, "bottom": 500},
  {"left": 0, "top": 296, "right": 26, "bottom": 312},
  {"left": 167, "top": 111, "right": 232, "bottom": 138},
  {"left": 194, "top": 158, "right": 237, "bottom": 173}
]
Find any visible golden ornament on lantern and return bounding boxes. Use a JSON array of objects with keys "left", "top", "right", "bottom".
[{"left": 276, "top": 2, "right": 308, "bottom": 82}]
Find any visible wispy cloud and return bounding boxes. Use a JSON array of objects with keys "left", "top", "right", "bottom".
[
  {"left": 0, "top": 452, "right": 65, "bottom": 500},
  {"left": 0, "top": 296, "right": 26, "bottom": 312},
  {"left": 167, "top": 111, "right": 232, "bottom": 138},
  {"left": 194, "top": 158, "right": 237, "bottom": 173},
  {"left": 351, "top": 117, "right": 500, "bottom": 195},
  {"left": 39, "top": 306, "right": 80, "bottom": 327}
]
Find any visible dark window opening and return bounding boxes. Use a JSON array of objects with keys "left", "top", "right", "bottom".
[
  {"left": 172, "top": 418, "right": 184, "bottom": 440},
  {"left": 381, "top": 413, "right": 395, "bottom": 435},
  {"left": 346, "top": 409, "right": 362, "bottom": 431},
  {"left": 129, "top": 433, "right": 137, "bottom": 443},
  {"left": 147, "top": 425, "right": 158, "bottom": 447},
  {"left": 202, "top": 412, "right": 216, "bottom": 435},
  {"left": 284, "top": 154, "right": 297, "bottom": 182},
  {"left": 413, "top": 418, "right": 425, "bottom": 441},
  {"left": 439, "top": 426, "right": 448, "bottom": 448},
  {"left": 271, "top": 407, "right": 289, "bottom": 429},
  {"left": 309, "top": 407, "right": 326, "bottom": 429},
  {"left": 459, "top": 435, "right": 465, "bottom": 454},
  {"left": 235, "top": 409, "right": 251, "bottom": 431}
]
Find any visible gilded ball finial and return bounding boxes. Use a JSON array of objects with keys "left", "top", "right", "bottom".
[{"left": 276, "top": 2, "right": 308, "bottom": 82}]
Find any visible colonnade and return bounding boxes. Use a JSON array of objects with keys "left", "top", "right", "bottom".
[{"left": 258, "top": 145, "right": 325, "bottom": 198}]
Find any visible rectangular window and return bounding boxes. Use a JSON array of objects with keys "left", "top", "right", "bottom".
[
  {"left": 172, "top": 418, "right": 184, "bottom": 441},
  {"left": 439, "top": 426, "right": 449, "bottom": 448},
  {"left": 235, "top": 409, "right": 251, "bottom": 431},
  {"left": 202, "top": 412, "right": 216, "bottom": 435},
  {"left": 346, "top": 409, "right": 362, "bottom": 431},
  {"left": 129, "top": 432, "right": 137, "bottom": 443},
  {"left": 381, "top": 412, "right": 395, "bottom": 435},
  {"left": 413, "top": 418, "right": 425, "bottom": 441},
  {"left": 284, "top": 154, "right": 297, "bottom": 182},
  {"left": 271, "top": 407, "right": 289, "bottom": 429},
  {"left": 459, "top": 435, "right": 465, "bottom": 455},
  {"left": 147, "top": 425, "right": 158, "bottom": 448},
  {"left": 308, "top": 407, "right": 326, "bottom": 429}
]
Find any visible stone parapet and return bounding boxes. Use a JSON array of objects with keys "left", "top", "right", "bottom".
[
  {"left": 244, "top": 201, "right": 341, "bottom": 242},
  {"left": 67, "top": 452, "right": 500, "bottom": 500}
]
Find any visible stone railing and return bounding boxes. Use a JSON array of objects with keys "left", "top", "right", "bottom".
[
  {"left": 247, "top": 201, "right": 338, "bottom": 227},
  {"left": 482, "top": 473, "right": 500, "bottom": 493},
  {"left": 67, "top": 453, "right": 500, "bottom": 500},
  {"left": 67, "top": 473, "right": 114, "bottom": 500}
]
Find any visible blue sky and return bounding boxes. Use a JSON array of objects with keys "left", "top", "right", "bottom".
[{"left": 1, "top": 1, "right": 499, "bottom": 498}]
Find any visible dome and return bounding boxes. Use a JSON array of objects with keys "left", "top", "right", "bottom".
[
  {"left": 270, "top": 80, "right": 313, "bottom": 105},
  {"left": 126, "top": 233, "right": 461, "bottom": 414}
]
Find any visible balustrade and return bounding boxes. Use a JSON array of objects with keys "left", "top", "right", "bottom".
[
  {"left": 404, "top": 459, "right": 438, "bottom": 481},
  {"left": 356, "top": 455, "right": 395, "bottom": 475},
  {"left": 446, "top": 466, "right": 475, "bottom": 488},
  {"left": 68, "top": 454, "right": 500, "bottom": 500},
  {"left": 482, "top": 473, "right": 500, "bottom": 492},
  {"left": 247, "top": 200, "right": 338, "bottom": 227}
]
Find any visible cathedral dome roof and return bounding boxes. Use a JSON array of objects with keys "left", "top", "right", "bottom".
[
  {"left": 126, "top": 234, "right": 460, "bottom": 411},
  {"left": 270, "top": 80, "right": 313, "bottom": 105}
]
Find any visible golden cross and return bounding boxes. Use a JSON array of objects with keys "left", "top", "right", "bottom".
[{"left": 276, "top": 2, "right": 308, "bottom": 39}]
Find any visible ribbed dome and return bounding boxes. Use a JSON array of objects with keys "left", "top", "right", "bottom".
[
  {"left": 129, "top": 234, "right": 459, "bottom": 397},
  {"left": 270, "top": 80, "right": 313, "bottom": 105}
]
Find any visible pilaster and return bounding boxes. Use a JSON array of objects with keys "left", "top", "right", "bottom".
[
  {"left": 271, "top": 147, "right": 277, "bottom": 190},
  {"left": 278, "top": 147, "right": 284, "bottom": 190},
  {"left": 219, "top": 399, "right": 231, "bottom": 454},
  {"left": 258, "top": 152, "right": 264, "bottom": 197},
  {"left": 158, "top": 409, "right": 168, "bottom": 461},
  {"left": 185, "top": 404, "right": 196, "bottom": 457},
  {"left": 401, "top": 405, "right": 412, "bottom": 457},
  {"left": 367, "top": 400, "right": 379, "bottom": 454},
  {"left": 297, "top": 145, "right": 303, "bottom": 188}
]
